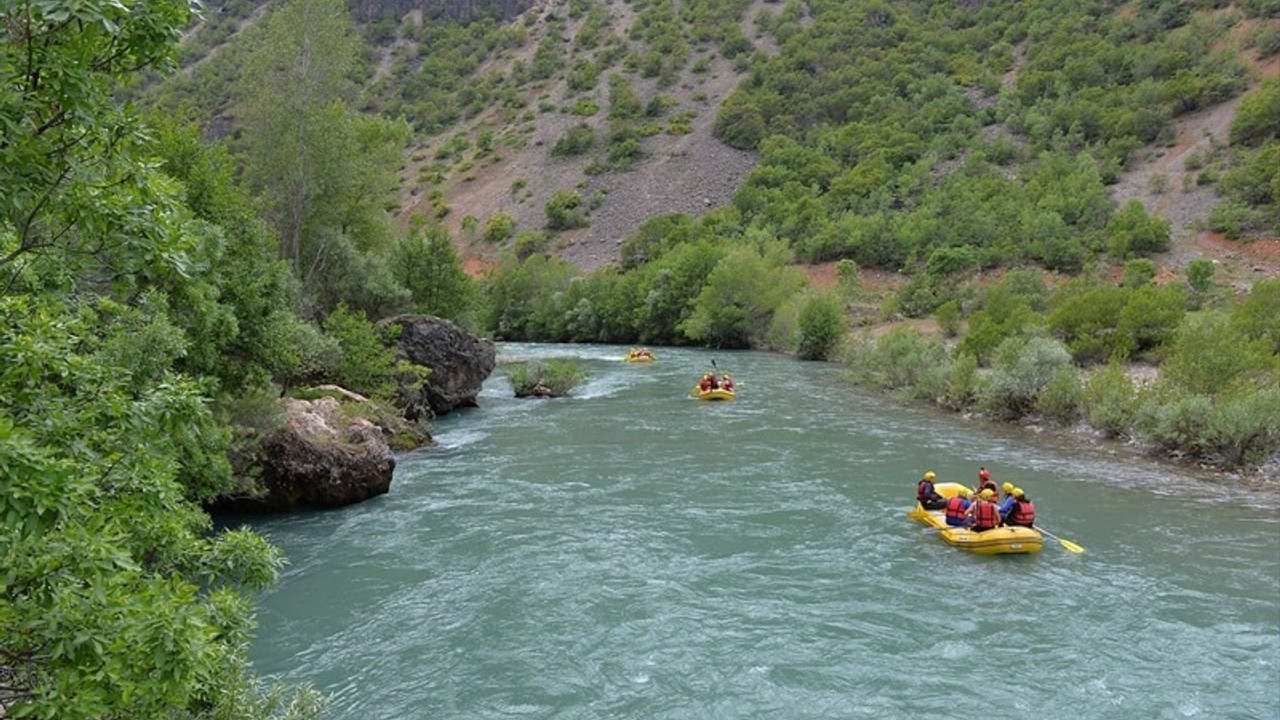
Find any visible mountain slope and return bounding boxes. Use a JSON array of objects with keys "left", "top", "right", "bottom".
[{"left": 392, "top": 0, "right": 775, "bottom": 271}]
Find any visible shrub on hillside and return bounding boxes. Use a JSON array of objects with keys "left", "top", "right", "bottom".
[
  {"left": 1228, "top": 76, "right": 1280, "bottom": 146},
  {"left": 1083, "top": 363, "right": 1139, "bottom": 438},
  {"left": 1048, "top": 285, "right": 1129, "bottom": 364},
  {"left": 940, "top": 352, "right": 979, "bottom": 411},
  {"left": 484, "top": 211, "right": 517, "bottom": 243},
  {"left": 1230, "top": 278, "right": 1280, "bottom": 352},
  {"left": 1036, "top": 364, "right": 1084, "bottom": 426},
  {"left": 551, "top": 123, "right": 596, "bottom": 156},
  {"left": 976, "top": 336, "right": 1074, "bottom": 421},
  {"left": 1116, "top": 285, "right": 1186, "bottom": 361},
  {"left": 1106, "top": 198, "right": 1171, "bottom": 258},
  {"left": 1161, "top": 311, "right": 1277, "bottom": 396},
  {"left": 545, "top": 190, "right": 589, "bottom": 230},
  {"left": 795, "top": 290, "right": 847, "bottom": 360},
  {"left": 934, "top": 300, "right": 962, "bottom": 338},
  {"left": 849, "top": 326, "right": 948, "bottom": 391}
]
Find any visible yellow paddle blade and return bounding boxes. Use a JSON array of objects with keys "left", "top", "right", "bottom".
[{"left": 1040, "top": 527, "right": 1085, "bottom": 554}]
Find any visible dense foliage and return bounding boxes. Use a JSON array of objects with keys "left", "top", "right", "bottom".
[{"left": 3, "top": 0, "right": 1278, "bottom": 712}]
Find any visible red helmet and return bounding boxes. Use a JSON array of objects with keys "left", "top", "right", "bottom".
[{"left": 978, "top": 468, "right": 991, "bottom": 481}]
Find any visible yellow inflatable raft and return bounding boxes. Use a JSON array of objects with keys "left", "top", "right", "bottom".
[
  {"left": 692, "top": 387, "right": 736, "bottom": 401},
  {"left": 907, "top": 482, "right": 1043, "bottom": 555}
]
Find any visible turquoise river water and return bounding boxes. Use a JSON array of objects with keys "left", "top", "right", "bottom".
[{"left": 246, "top": 343, "right": 1280, "bottom": 719}]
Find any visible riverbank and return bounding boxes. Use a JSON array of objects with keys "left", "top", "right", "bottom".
[{"left": 826, "top": 268, "right": 1280, "bottom": 487}]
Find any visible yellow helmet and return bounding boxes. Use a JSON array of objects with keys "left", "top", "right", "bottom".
[
  {"left": 980, "top": 489, "right": 995, "bottom": 499},
  {"left": 1002, "top": 482, "right": 1014, "bottom": 493},
  {"left": 924, "top": 471, "right": 936, "bottom": 480},
  {"left": 1013, "top": 487, "right": 1025, "bottom": 498}
]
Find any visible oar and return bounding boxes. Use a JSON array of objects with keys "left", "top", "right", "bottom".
[{"left": 1037, "top": 526, "right": 1085, "bottom": 554}]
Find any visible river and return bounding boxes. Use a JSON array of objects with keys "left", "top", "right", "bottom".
[{"left": 247, "top": 343, "right": 1280, "bottom": 719}]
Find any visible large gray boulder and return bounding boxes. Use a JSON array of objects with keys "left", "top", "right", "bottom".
[
  {"left": 382, "top": 315, "right": 495, "bottom": 419},
  {"left": 216, "top": 396, "right": 395, "bottom": 513}
]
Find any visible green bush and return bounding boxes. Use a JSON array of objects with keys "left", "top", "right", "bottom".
[
  {"left": 1121, "top": 258, "right": 1158, "bottom": 288},
  {"left": 940, "top": 352, "right": 979, "bottom": 411},
  {"left": 795, "top": 290, "right": 846, "bottom": 360},
  {"left": 1162, "top": 311, "right": 1277, "bottom": 395},
  {"left": 545, "top": 190, "right": 589, "bottom": 230},
  {"left": 1205, "top": 385, "right": 1280, "bottom": 468},
  {"left": 320, "top": 304, "right": 409, "bottom": 401},
  {"left": 1116, "top": 285, "right": 1186, "bottom": 360},
  {"left": 935, "top": 300, "right": 962, "bottom": 338},
  {"left": 1083, "top": 363, "right": 1139, "bottom": 438},
  {"left": 1186, "top": 258, "right": 1216, "bottom": 298},
  {"left": 1106, "top": 198, "right": 1171, "bottom": 258},
  {"left": 1036, "top": 364, "right": 1084, "bottom": 425},
  {"left": 1136, "top": 386, "right": 1215, "bottom": 457},
  {"left": 1049, "top": 285, "right": 1130, "bottom": 364},
  {"left": 551, "top": 123, "right": 596, "bottom": 156},
  {"left": 484, "top": 211, "right": 517, "bottom": 243},
  {"left": 1229, "top": 76, "right": 1280, "bottom": 146},
  {"left": 504, "top": 358, "right": 586, "bottom": 397},
  {"left": 976, "top": 336, "right": 1074, "bottom": 420},
  {"left": 1230, "top": 278, "right": 1280, "bottom": 352},
  {"left": 851, "top": 326, "right": 949, "bottom": 391}
]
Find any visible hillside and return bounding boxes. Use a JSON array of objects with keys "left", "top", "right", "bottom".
[
  {"left": 390, "top": 0, "right": 775, "bottom": 272},
  {"left": 163, "top": 1, "right": 1279, "bottom": 284},
  {"left": 396, "top": 1, "right": 1278, "bottom": 281}
]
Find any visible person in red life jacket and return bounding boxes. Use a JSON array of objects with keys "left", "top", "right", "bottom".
[
  {"left": 916, "top": 470, "right": 947, "bottom": 510},
  {"left": 977, "top": 467, "right": 999, "bottom": 498},
  {"left": 699, "top": 374, "right": 712, "bottom": 391},
  {"left": 707, "top": 372, "right": 720, "bottom": 390},
  {"left": 944, "top": 490, "right": 972, "bottom": 526},
  {"left": 721, "top": 374, "right": 734, "bottom": 391},
  {"left": 968, "top": 489, "right": 1002, "bottom": 532},
  {"left": 1005, "top": 487, "right": 1036, "bottom": 528}
]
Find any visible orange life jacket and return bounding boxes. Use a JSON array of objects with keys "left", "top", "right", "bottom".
[
  {"left": 1009, "top": 500, "right": 1036, "bottom": 527},
  {"left": 945, "top": 496, "right": 970, "bottom": 525},
  {"left": 971, "top": 501, "right": 1000, "bottom": 531}
]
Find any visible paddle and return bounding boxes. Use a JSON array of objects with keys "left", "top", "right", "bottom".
[{"left": 1037, "top": 527, "right": 1085, "bottom": 554}]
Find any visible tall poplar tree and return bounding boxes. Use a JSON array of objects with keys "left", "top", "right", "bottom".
[{"left": 236, "top": 0, "right": 410, "bottom": 317}]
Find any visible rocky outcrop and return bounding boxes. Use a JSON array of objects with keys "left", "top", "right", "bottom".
[
  {"left": 383, "top": 315, "right": 495, "bottom": 418},
  {"left": 215, "top": 396, "right": 395, "bottom": 513}
]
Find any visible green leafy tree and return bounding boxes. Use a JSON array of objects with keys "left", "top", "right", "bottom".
[
  {"left": 635, "top": 239, "right": 725, "bottom": 345},
  {"left": 1162, "top": 311, "right": 1278, "bottom": 396},
  {"left": 1, "top": 3, "right": 323, "bottom": 714},
  {"left": 392, "top": 226, "right": 478, "bottom": 325},
  {"left": 795, "top": 290, "right": 847, "bottom": 360},
  {"left": 1186, "top": 258, "right": 1216, "bottom": 301},
  {"left": 320, "top": 304, "right": 408, "bottom": 400},
  {"left": 680, "top": 242, "right": 805, "bottom": 348},
  {"left": 236, "top": 0, "right": 410, "bottom": 315}
]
